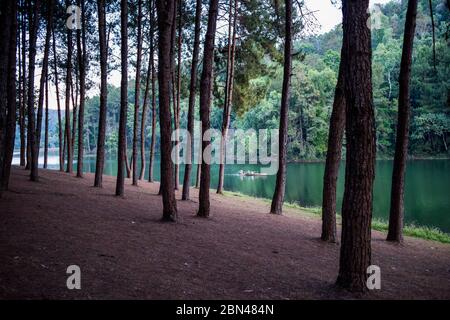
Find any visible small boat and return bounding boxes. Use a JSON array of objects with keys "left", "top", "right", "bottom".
[{"left": 238, "top": 170, "right": 269, "bottom": 177}]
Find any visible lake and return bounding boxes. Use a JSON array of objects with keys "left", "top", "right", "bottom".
[{"left": 13, "top": 151, "right": 450, "bottom": 233}]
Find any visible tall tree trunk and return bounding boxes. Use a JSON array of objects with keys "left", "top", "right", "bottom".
[
  {"left": 25, "top": 2, "right": 30, "bottom": 173},
  {"left": 336, "top": 0, "right": 376, "bottom": 292},
  {"left": 174, "top": 0, "right": 182, "bottom": 190},
  {"left": 270, "top": 0, "right": 292, "bottom": 215},
  {"left": 3, "top": 0, "right": 18, "bottom": 190},
  {"left": 86, "top": 128, "right": 91, "bottom": 152},
  {"left": 171, "top": 72, "right": 178, "bottom": 187},
  {"left": 71, "top": 73, "right": 78, "bottom": 159},
  {"left": 0, "top": 0, "right": 18, "bottom": 193},
  {"left": 181, "top": 0, "right": 202, "bottom": 200},
  {"left": 76, "top": 0, "right": 87, "bottom": 178},
  {"left": 132, "top": 0, "right": 143, "bottom": 186},
  {"left": 195, "top": 163, "right": 201, "bottom": 188},
  {"left": 217, "top": 0, "right": 233, "bottom": 195},
  {"left": 26, "top": 130, "right": 31, "bottom": 169},
  {"left": 140, "top": 69, "right": 149, "bottom": 181},
  {"left": 196, "top": 124, "right": 202, "bottom": 189},
  {"left": 27, "top": 0, "right": 41, "bottom": 181},
  {"left": 217, "top": 0, "right": 238, "bottom": 195},
  {"left": 428, "top": 0, "right": 436, "bottom": 71},
  {"left": 44, "top": 75, "right": 49, "bottom": 169},
  {"left": 116, "top": 0, "right": 129, "bottom": 196},
  {"left": 197, "top": 0, "right": 219, "bottom": 218},
  {"left": 321, "top": 57, "right": 346, "bottom": 243},
  {"left": 52, "top": 27, "right": 64, "bottom": 172},
  {"left": 94, "top": 0, "right": 108, "bottom": 187},
  {"left": 169, "top": 0, "right": 178, "bottom": 190},
  {"left": 36, "top": 0, "right": 53, "bottom": 153},
  {"left": 0, "top": 0, "right": 12, "bottom": 186},
  {"left": 148, "top": 1, "right": 157, "bottom": 183},
  {"left": 387, "top": 0, "right": 418, "bottom": 243},
  {"left": 63, "top": 125, "right": 67, "bottom": 168},
  {"left": 19, "top": 0, "right": 27, "bottom": 167},
  {"left": 65, "top": 0, "right": 73, "bottom": 174},
  {"left": 24, "top": 1, "right": 30, "bottom": 171},
  {"left": 140, "top": 0, "right": 154, "bottom": 181},
  {"left": 125, "top": 140, "right": 131, "bottom": 178},
  {"left": 156, "top": 0, "right": 178, "bottom": 221},
  {"left": 140, "top": 48, "right": 151, "bottom": 180},
  {"left": 17, "top": 13, "right": 23, "bottom": 167}
]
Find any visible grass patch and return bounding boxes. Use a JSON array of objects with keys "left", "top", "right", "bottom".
[
  {"left": 223, "top": 191, "right": 320, "bottom": 215},
  {"left": 372, "top": 218, "right": 450, "bottom": 244},
  {"left": 222, "top": 190, "right": 450, "bottom": 244}
]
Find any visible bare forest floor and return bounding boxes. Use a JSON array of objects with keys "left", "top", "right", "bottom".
[{"left": 1, "top": 166, "right": 449, "bottom": 299}]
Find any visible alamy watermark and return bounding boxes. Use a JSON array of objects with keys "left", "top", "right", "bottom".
[
  {"left": 367, "top": 4, "right": 385, "bottom": 31},
  {"left": 367, "top": 265, "right": 381, "bottom": 290},
  {"left": 66, "top": 265, "right": 81, "bottom": 290},
  {"left": 170, "top": 121, "right": 279, "bottom": 175},
  {"left": 66, "top": 5, "right": 81, "bottom": 30}
]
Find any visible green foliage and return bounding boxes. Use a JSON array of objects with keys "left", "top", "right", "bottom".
[
  {"left": 83, "top": 84, "right": 160, "bottom": 156},
  {"left": 231, "top": 0, "right": 449, "bottom": 160},
  {"left": 372, "top": 218, "right": 450, "bottom": 244}
]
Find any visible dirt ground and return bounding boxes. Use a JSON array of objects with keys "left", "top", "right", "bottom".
[{"left": 0, "top": 166, "right": 449, "bottom": 299}]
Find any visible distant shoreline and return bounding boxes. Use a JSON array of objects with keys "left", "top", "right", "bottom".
[
  {"left": 13, "top": 148, "right": 450, "bottom": 163},
  {"left": 288, "top": 156, "right": 450, "bottom": 164}
]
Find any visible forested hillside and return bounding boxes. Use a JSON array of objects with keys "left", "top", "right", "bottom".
[
  {"left": 236, "top": 0, "right": 450, "bottom": 160},
  {"left": 294, "top": 0, "right": 450, "bottom": 159}
]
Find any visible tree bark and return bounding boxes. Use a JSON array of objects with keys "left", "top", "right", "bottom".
[
  {"left": 182, "top": 0, "right": 202, "bottom": 200},
  {"left": 17, "top": 12, "right": 23, "bottom": 167},
  {"left": 321, "top": 56, "right": 346, "bottom": 243},
  {"left": 174, "top": 0, "right": 182, "bottom": 191},
  {"left": 63, "top": 125, "right": 67, "bottom": 168},
  {"left": 169, "top": 0, "right": 178, "bottom": 190},
  {"left": 125, "top": 144, "right": 131, "bottom": 178},
  {"left": 428, "top": 0, "right": 436, "bottom": 71},
  {"left": 65, "top": 0, "right": 74, "bottom": 174},
  {"left": 0, "top": 0, "right": 18, "bottom": 192},
  {"left": 217, "top": 0, "right": 238, "bottom": 195},
  {"left": 197, "top": 0, "right": 219, "bottom": 218},
  {"left": 116, "top": 0, "right": 129, "bottom": 196},
  {"left": 148, "top": 1, "right": 157, "bottom": 183},
  {"left": 0, "top": 0, "right": 13, "bottom": 191},
  {"left": 26, "top": 130, "right": 31, "bottom": 169},
  {"left": 95, "top": 0, "right": 108, "bottom": 187},
  {"left": 19, "top": 1, "right": 27, "bottom": 167},
  {"left": 36, "top": 0, "right": 53, "bottom": 153},
  {"left": 387, "top": 0, "right": 418, "bottom": 243},
  {"left": 3, "top": 0, "right": 18, "bottom": 190},
  {"left": 270, "top": 0, "right": 292, "bottom": 215},
  {"left": 25, "top": 7, "right": 31, "bottom": 175},
  {"left": 132, "top": 0, "right": 143, "bottom": 186},
  {"left": 71, "top": 72, "right": 78, "bottom": 160},
  {"left": 336, "top": 0, "right": 376, "bottom": 292},
  {"left": 76, "top": 0, "right": 87, "bottom": 178},
  {"left": 195, "top": 163, "right": 201, "bottom": 188},
  {"left": 44, "top": 75, "right": 49, "bottom": 169},
  {"left": 140, "top": 0, "right": 154, "bottom": 181},
  {"left": 156, "top": 0, "right": 178, "bottom": 221},
  {"left": 27, "top": 0, "right": 41, "bottom": 181},
  {"left": 140, "top": 34, "right": 151, "bottom": 180},
  {"left": 52, "top": 27, "right": 64, "bottom": 172}
]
